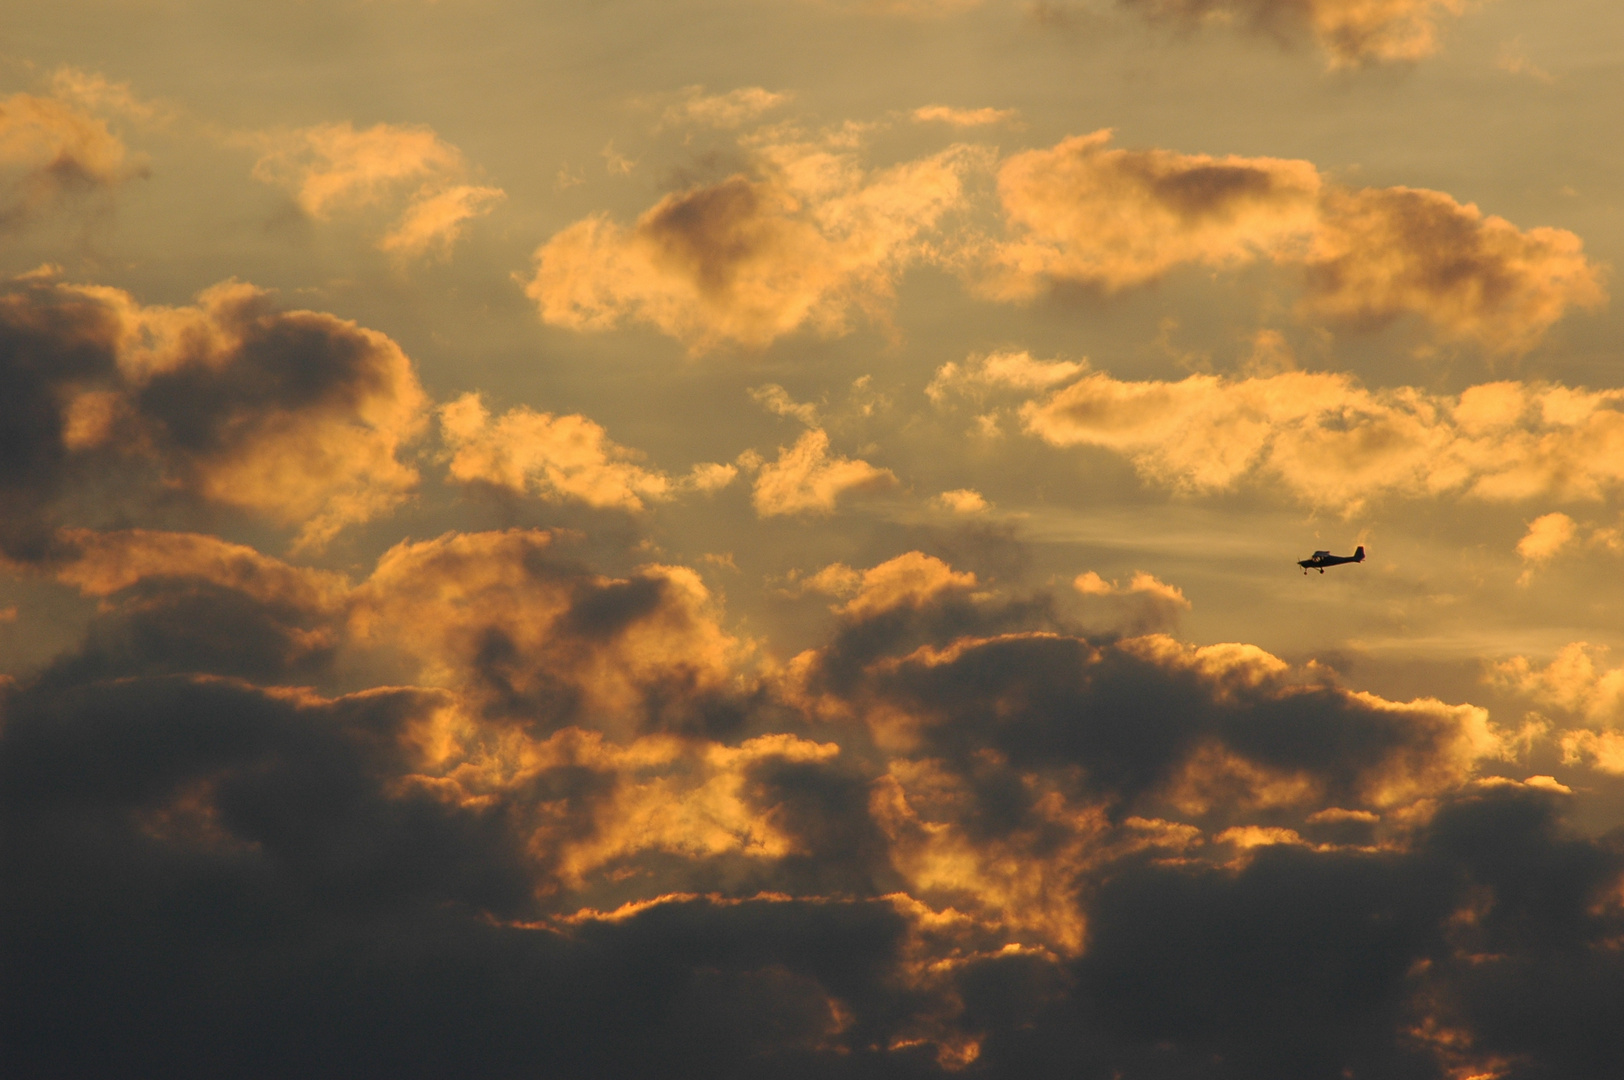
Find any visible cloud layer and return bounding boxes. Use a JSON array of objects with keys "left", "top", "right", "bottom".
[{"left": 8, "top": 535, "right": 1620, "bottom": 1078}]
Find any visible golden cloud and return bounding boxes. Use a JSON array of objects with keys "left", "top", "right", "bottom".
[
  {"left": 2, "top": 277, "right": 427, "bottom": 550},
  {"left": 543, "top": 732, "right": 842, "bottom": 888},
  {"left": 1491, "top": 643, "right": 1624, "bottom": 731},
  {"left": 351, "top": 530, "right": 748, "bottom": 735},
  {"left": 1074, "top": 570, "right": 1191, "bottom": 634},
  {"left": 1516, "top": 512, "right": 1576, "bottom": 583},
  {"left": 379, "top": 183, "right": 505, "bottom": 259},
  {"left": 50, "top": 528, "right": 349, "bottom": 612},
  {"left": 933, "top": 488, "right": 989, "bottom": 513},
  {"left": 839, "top": 552, "right": 978, "bottom": 620},
  {"left": 1, "top": 92, "right": 134, "bottom": 226},
  {"left": 989, "top": 130, "right": 1322, "bottom": 296},
  {"left": 528, "top": 135, "right": 984, "bottom": 352},
  {"left": 871, "top": 760, "right": 1102, "bottom": 952},
  {"left": 990, "top": 131, "right": 1604, "bottom": 350},
  {"left": 90, "top": 280, "right": 427, "bottom": 548},
  {"left": 911, "top": 105, "right": 1018, "bottom": 127},
  {"left": 439, "top": 393, "right": 676, "bottom": 511},
  {"left": 925, "top": 349, "right": 1088, "bottom": 404},
  {"left": 1305, "top": 185, "right": 1605, "bottom": 352},
  {"left": 1020, "top": 370, "right": 1624, "bottom": 513},
  {"left": 249, "top": 121, "right": 502, "bottom": 258},
  {"left": 750, "top": 429, "right": 897, "bottom": 516}
]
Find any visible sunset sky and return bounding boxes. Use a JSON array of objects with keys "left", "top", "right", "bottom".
[{"left": 5, "top": 2, "right": 1624, "bottom": 1077}]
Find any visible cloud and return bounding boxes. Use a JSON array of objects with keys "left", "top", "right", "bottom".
[
  {"left": 661, "top": 86, "right": 789, "bottom": 129},
  {"left": 988, "top": 130, "right": 1322, "bottom": 296},
  {"left": 926, "top": 349, "right": 1089, "bottom": 403},
  {"left": 1516, "top": 512, "right": 1576, "bottom": 581},
  {"left": 379, "top": 183, "right": 504, "bottom": 258},
  {"left": 934, "top": 488, "right": 989, "bottom": 513},
  {"left": 911, "top": 104, "right": 1019, "bottom": 127},
  {"left": 1304, "top": 185, "right": 1606, "bottom": 351},
  {"left": 0, "top": 276, "right": 428, "bottom": 554},
  {"left": 1017, "top": 370, "right": 1624, "bottom": 513},
  {"left": 248, "top": 121, "right": 502, "bottom": 257},
  {"left": 989, "top": 131, "right": 1604, "bottom": 351},
  {"left": 838, "top": 552, "right": 978, "bottom": 620},
  {"left": 750, "top": 383, "right": 822, "bottom": 426},
  {"left": 351, "top": 529, "right": 750, "bottom": 737},
  {"left": 0, "top": 91, "right": 135, "bottom": 227},
  {"left": 527, "top": 132, "right": 984, "bottom": 352},
  {"left": 1491, "top": 643, "right": 1624, "bottom": 731},
  {"left": 750, "top": 429, "right": 897, "bottom": 515},
  {"left": 1123, "top": 0, "right": 1472, "bottom": 68},
  {"left": 1075, "top": 570, "right": 1190, "bottom": 633},
  {"left": 51, "top": 528, "right": 349, "bottom": 610},
  {"left": 47, "top": 67, "right": 173, "bottom": 127},
  {"left": 439, "top": 393, "right": 676, "bottom": 511}
]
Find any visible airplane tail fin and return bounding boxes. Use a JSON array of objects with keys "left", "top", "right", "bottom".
[{"left": 1354, "top": 546, "right": 1365, "bottom": 562}]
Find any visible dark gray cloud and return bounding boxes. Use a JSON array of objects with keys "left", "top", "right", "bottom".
[
  {"left": 0, "top": 277, "right": 426, "bottom": 557},
  {"left": 5, "top": 540, "right": 1623, "bottom": 1079}
]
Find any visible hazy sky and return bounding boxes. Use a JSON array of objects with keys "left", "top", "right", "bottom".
[{"left": 5, "top": 2, "right": 1624, "bottom": 1077}]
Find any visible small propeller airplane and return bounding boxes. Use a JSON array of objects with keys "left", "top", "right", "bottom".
[{"left": 1298, "top": 546, "right": 1365, "bottom": 574}]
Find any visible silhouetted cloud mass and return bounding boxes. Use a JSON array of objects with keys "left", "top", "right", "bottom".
[{"left": 7, "top": 530, "right": 1621, "bottom": 1078}]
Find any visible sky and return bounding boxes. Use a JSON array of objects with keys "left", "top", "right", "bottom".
[{"left": 4, "top": 1, "right": 1624, "bottom": 1077}]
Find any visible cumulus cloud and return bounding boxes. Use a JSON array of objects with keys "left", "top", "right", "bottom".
[
  {"left": 989, "top": 130, "right": 1604, "bottom": 351},
  {"left": 249, "top": 121, "right": 502, "bottom": 257},
  {"left": 1015, "top": 370, "right": 1624, "bottom": 513},
  {"left": 1124, "top": 0, "right": 1472, "bottom": 68},
  {"left": 749, "top": 428, "right": 897, "bottom": 515},
  {"left": 1491, "top": 643, "right": 1624, "bottom": 730},
  {"left": 837, "top": 551, "right": 978, "bottom": 619},
  {"left": 527, "top": 131, "right": 984, "bottom": 352},
  {"left": 439, "top": 393, "right": 676, "bottom": 511},
  {"left": 1075, "top": 569, "right": 1190, "bottom": 632},
  {"left": 989, "top": 130, "right": 1322, "bottom": 295},
  {"left": 933, "top": 488, "right": 988, "bottom": 513},
  {"left": 352, "top": 529, "right": 749, "bottom": 736},
  {"left": 1516, "top": 511, "right": 1576, "bottom": 582},
  {"left": 0, "top": 276, "right": 428, "bottom": 554},
  {"left": 1, "top": 91, "right": 135, "bottom": 227}
]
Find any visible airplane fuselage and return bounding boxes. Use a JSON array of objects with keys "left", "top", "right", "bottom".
[{"left": 1298, "top": 546, "right": 1365, "bottom": 574}]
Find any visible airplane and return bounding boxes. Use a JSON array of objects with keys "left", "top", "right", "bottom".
[{"left": 1298, "top": 546, "right": 1365, "bottom": 574}]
